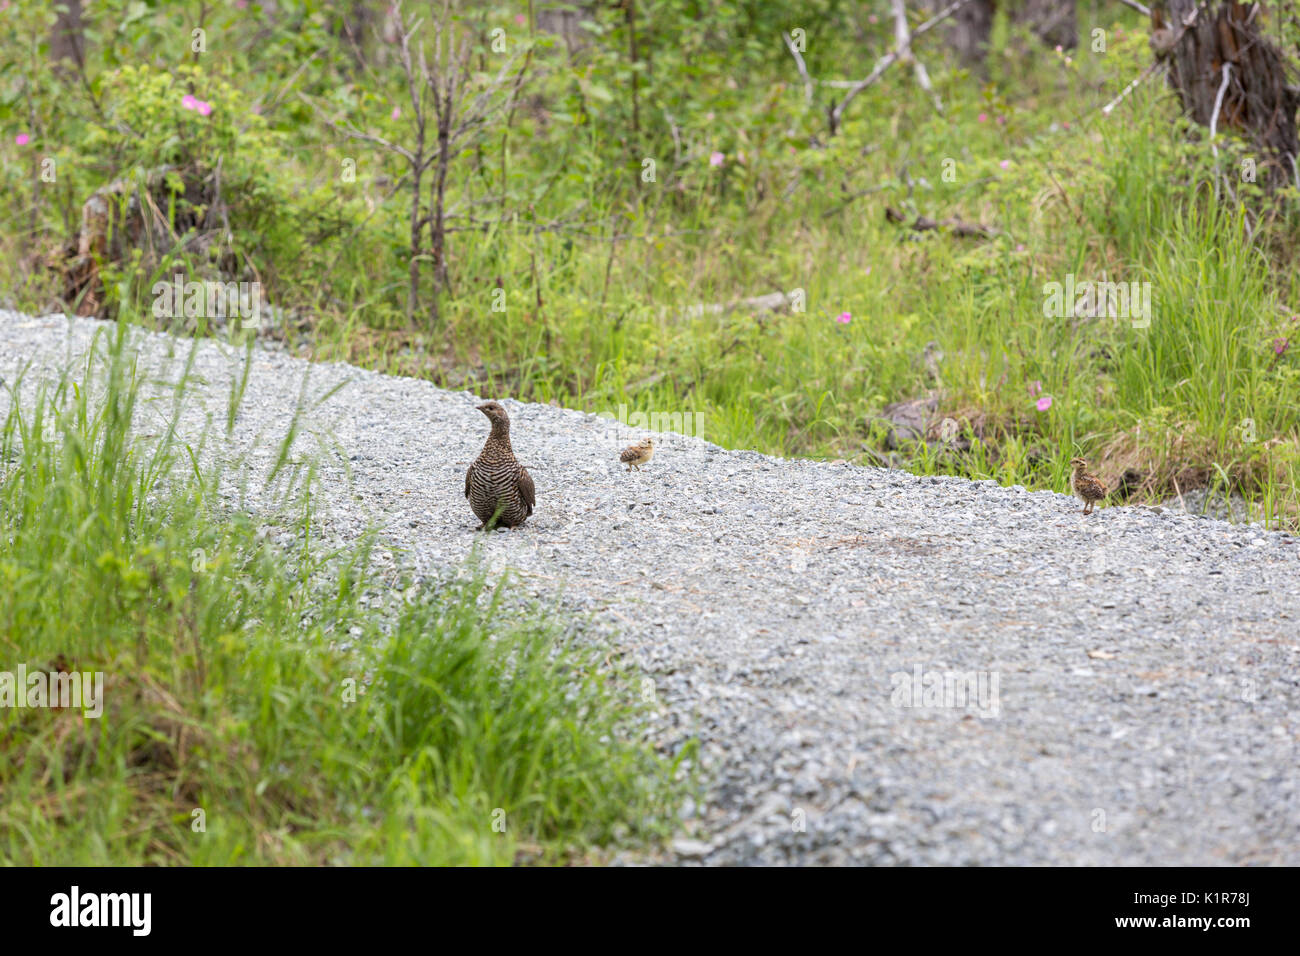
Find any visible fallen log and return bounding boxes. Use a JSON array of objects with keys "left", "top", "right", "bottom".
[{"left": 885, "top": 205, "right": 998, "bottom": 238}]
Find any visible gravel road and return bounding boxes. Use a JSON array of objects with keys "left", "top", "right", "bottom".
[{"left": 3, "top": 311, "right": 1298, "bottom": 865}]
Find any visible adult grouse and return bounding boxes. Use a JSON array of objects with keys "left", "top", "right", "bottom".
[{"left": 465, "top": 401, "right": 535, "bottom": 529}]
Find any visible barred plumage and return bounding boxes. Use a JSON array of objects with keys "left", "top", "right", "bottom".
[
  {"left": 1069, "top": 457, "right": 1107, "bottom": 515},
  {"left": 619, "top": 437, "right": 654, "bottom": 471},
  {"left": 465, "top": 401, "right": 534, "bottom": 529}
]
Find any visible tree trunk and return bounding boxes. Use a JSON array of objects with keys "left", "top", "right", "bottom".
[
  {"left": 1158, "top": 0, "right": 1299, "bottom": 190},
  {"left": 1014, "top": 0, "right": 1076, "bottom": 51},
  {"left": 946, "top": 1, "right": 1077, "bottom": 67},
  {"left": 429, "top": 93, "right": 452, "bottom": 327},
  {"left": 949, "top": 0, "right": 996, "bottom": 67},
  {"left": 536, "top": 2, "right": 595, "bottom": 57},
  {"left": 335, "top": 0, "right": 373, "bottom": 67},
  {"left": 50, "top": 0, "right": 85, "bottom": 73},
  {"left": 408, "top": 163, "right": 424, "bottom": 324}
]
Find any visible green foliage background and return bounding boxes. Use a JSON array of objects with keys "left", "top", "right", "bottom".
[{"left": 1, "top": 0, "right": 1298, "bottom": 523}]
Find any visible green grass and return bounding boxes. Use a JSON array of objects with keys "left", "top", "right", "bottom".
[
  {"left": 323, "top": 114, "right": 1298, "bottom": 527},
  {"left": 296, "top": 22, "right": 1297, "bottom": 527},
  {"left": 0, "top": 321, "right": 684, "bottom": 865}
]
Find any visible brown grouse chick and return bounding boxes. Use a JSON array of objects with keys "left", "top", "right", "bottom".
[
  {"left": 619, "top": 437, "right": 654, "bottom": 472},
  {"left": 465, "top": 401, "right": 535, "bottom": 529},
  {"left": 1069, "top": 457, "right": 1107, "bottom": 515}
]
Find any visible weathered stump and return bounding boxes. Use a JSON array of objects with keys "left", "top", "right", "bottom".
[{"left": 1157, "top": 1, "right": 1299, "bottom": 190}]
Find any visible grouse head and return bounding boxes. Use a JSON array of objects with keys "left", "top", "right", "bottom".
[{"left": 477, "top": 401, "right": 510, "bottom": 430}]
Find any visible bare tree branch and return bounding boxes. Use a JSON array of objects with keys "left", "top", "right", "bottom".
[
  {"left": 892, "top": 0, "right": 943, "bottom": 114},
  {"left": 1209, "top": 62, "right": 1233, "bottom": 148},
  {"left": 829, "top": 0, "right": 973, "bottom": 132},
  {"left": 783, "top": 31, "right": 813, "bottom": 104}
]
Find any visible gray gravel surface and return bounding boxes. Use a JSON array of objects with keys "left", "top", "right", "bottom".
[{"left": 3, "top": 311, "right": 1299, "bottom": 865}]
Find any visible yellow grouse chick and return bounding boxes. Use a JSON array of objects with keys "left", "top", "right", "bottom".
[
  {"left": 619, "top": 437, "right": 654, "bottom": 472},
  {"left": 1068, "top": 457, "right": 1107, "bottom": 515}
]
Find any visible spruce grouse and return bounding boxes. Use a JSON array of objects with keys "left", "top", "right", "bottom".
[{"left": 465, "top": 401, "right": 535, "bottom": 529}]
